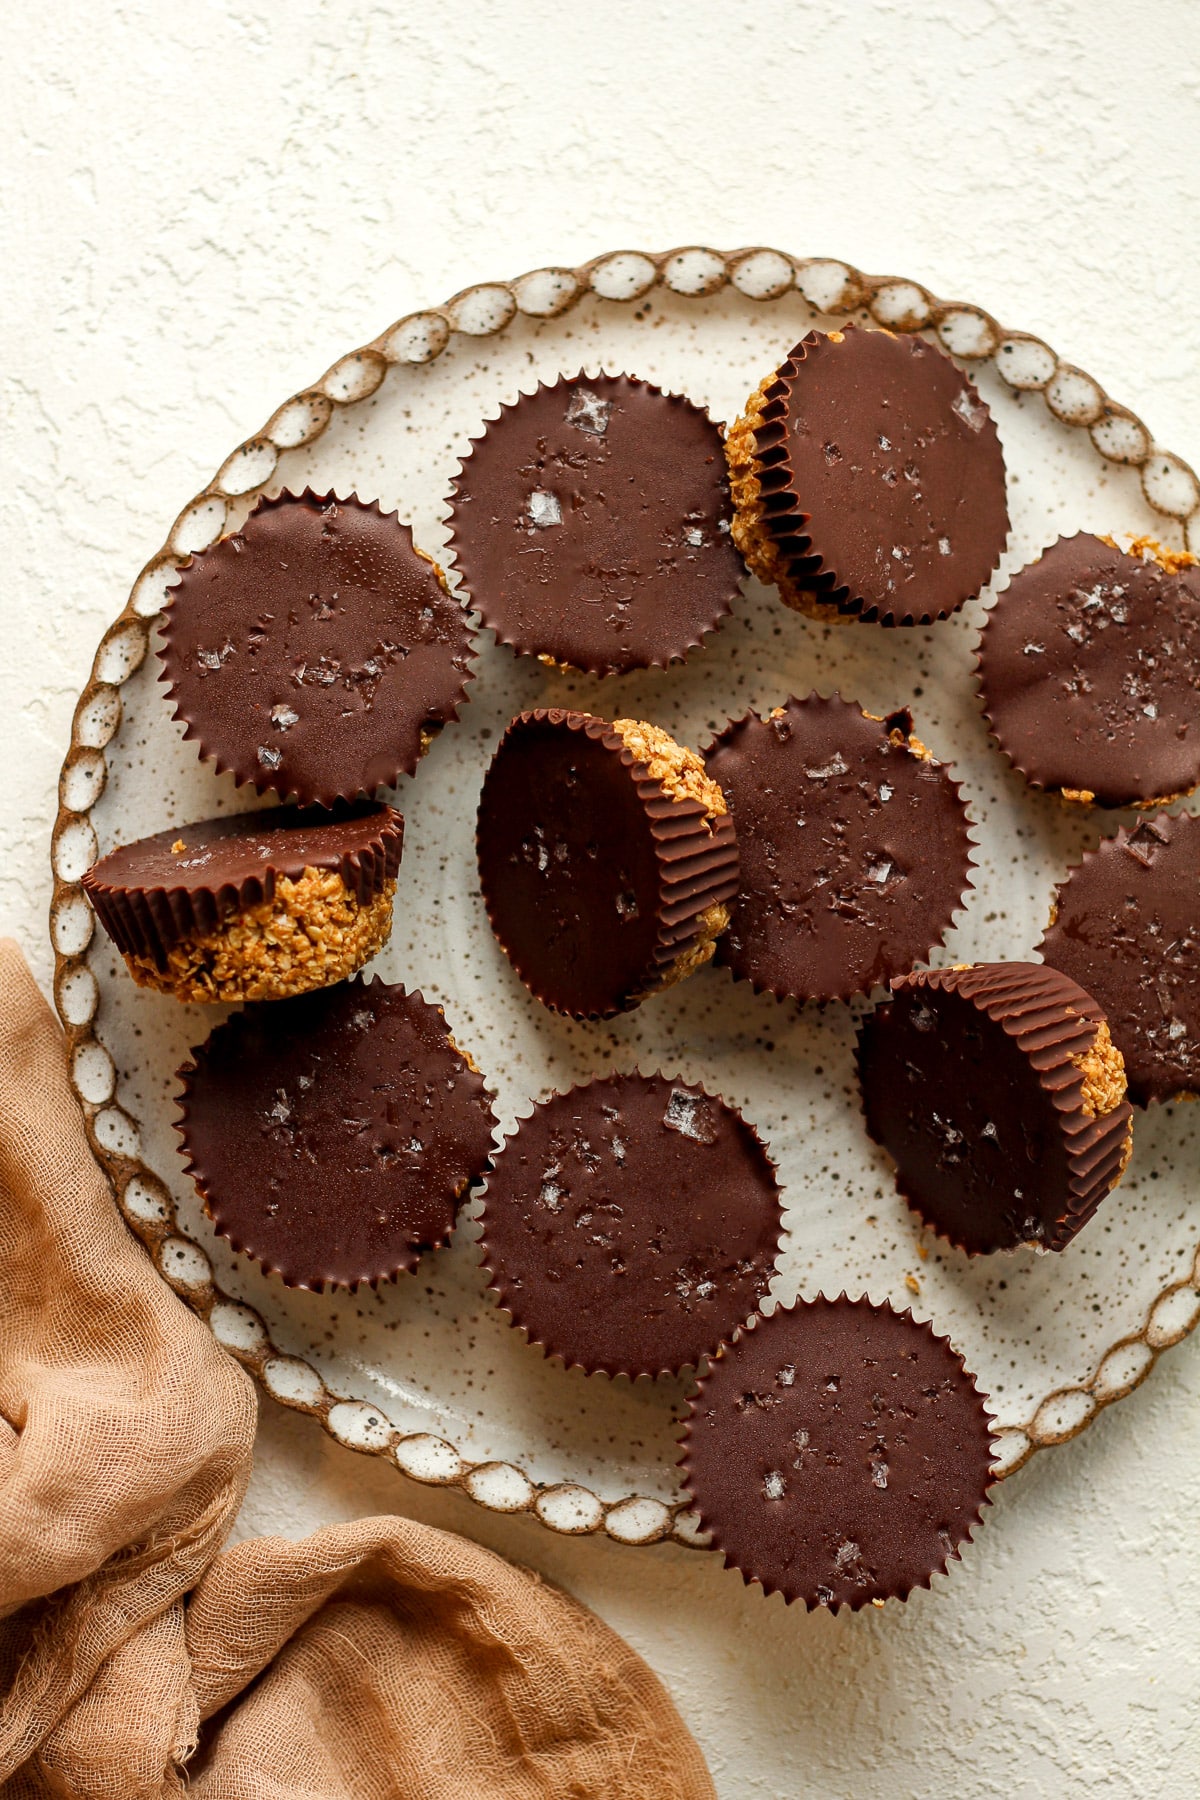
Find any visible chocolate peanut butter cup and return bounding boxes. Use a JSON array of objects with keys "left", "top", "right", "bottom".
[
  {"left": 726, "top": 325, "right": 1009, "bottom": 625},
  {"left": 977, "top": 534, "right": 1200, "bottom": 808},
  {"left": 177, "top": 976, "right": 496, "bottom": 1291},
  {"left": 681, "top": 1297, "right": 995, "bottom": 1610},
  {"left": 858, "top": 963, "right": 1134, "bottom": 1254},
  {"left": 476, "top": 709, "right": 739, "bottom": 1019},
  {"left": 83, "top": 802, "right": 403, "bottom": 1003},
  {"left": 1040, "top": 812, "right": 1200, "bottom": 1105},
  {"left": 446, "top": 373, "right": 742, "bottom": 674},
  {"left": 159, "top": 489, "right": 475, "bottom": 805},
  {"left": 705, "top": 694, "right": 974, "bottom": 1001},
  {"left": 479, "top": 1073, "right": 783, "bottom": 1378}
]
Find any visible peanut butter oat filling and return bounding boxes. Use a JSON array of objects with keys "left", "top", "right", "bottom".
[
  {"left": 1098, "top": 533, "right": 1197, "bottom": 578},
  {"left": 122, "top": 869, "right": 395, "bottom": 1003},
  {"left": 1072, "top": 1021, "right": 1129, "bottom": 1119},
  {"left": 610, "top": 718, "right": 728, "bottom": 820},
  {"left": 724, "top": 376, "right": 841, "bottom": 623},
  {"left": 610, "top": 717, "right": 733, "bottom": 994}
]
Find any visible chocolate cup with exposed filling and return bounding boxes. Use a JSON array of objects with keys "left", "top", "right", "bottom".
[
  {"left": 725, "top": 326, "right": 1009, "bottom": 626},
  {"left": 479, "top": 1073, "right": 783, "bottom": 1378},
  {"left": 977, "top": 534, "right": 1200, "bottom": 807},
  {"left": 159, "top": 488, "right": 475, "bottom": 805},
  {"left": 857, "top": 963, "right": 1133, "bottom": 1254},
  {"left": 446, "top": 373, "right": 743, "bottom": 674},
  {"left": 1040, "top": 813, "right": 1200, "bottom": 1105},
  {"left": 681, "top": 1297, "right": 995, "bottom": 1611},
  {"left": 476, "top": 709, "right": 739, "bottom": 1019},
  {"left": 82, "top": 802, "right": 403, "bottom": 1003},
  {"left": 176, "top": 976, "right": 496, "bottom": 1291},
  {"left": 705, "top": 694, "right": 974, "bottom": 1002}
]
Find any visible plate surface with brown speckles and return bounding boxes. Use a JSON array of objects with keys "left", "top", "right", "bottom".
[{"left": 56, "top": 250, "right": 1200, "bottom": 1544}]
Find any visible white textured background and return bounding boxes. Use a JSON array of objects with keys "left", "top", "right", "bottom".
[{"left": 5, "top": 3, "right": 1199, "bottom": 1793}]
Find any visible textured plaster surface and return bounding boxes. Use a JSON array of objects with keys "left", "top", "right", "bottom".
[{"left": 3, "top": 2, "right": 1199, "bottom": 1794}]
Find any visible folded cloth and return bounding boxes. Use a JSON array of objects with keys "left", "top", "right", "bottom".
[{"left": 0, "top": 940, "right": 714, "bottom": 1799}]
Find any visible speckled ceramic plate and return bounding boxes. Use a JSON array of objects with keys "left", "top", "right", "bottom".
[{"left": 52, "top": 249, "right": 1200, "bottom": 1548}]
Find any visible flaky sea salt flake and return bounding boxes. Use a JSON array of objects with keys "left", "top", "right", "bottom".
[
  {"left": 538, "top": 1174, "right": 565, "bottom": 1213},
  {"left": 663, "top": 1088, "right": 717, "bottom": 1145},
  {"left": 805, "top": 753, "right": 849, "bottom": 781},
  {"left": 528, "top": 489, "right": 562, "bottom": 528},
  {"left": 565, "top": 386, "right": 612, "bottom": 436},
  {"left": 952, "top": 387, "right": 987, "bottom": 432}
]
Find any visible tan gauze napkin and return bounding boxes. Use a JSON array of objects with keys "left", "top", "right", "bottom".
[{"left": 0, "top": 941, "right": 715, "bottom": 1799}]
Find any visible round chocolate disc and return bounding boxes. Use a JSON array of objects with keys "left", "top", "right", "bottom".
[
  {"left": 177, "top": 977, "right": 496, "bottom": 1290},
  {"left": 476, "top": 709, "right": 739, "bottom": 1019},
  {"left": 479, "top": 1073, "right": 783, "bottom": 1377},
  {"left": 83, "top": 802, "right": 403, "bottom": 964},
  {"left": 159, "top": 489, "right": 475, "bottom": 806},
  {"left": 682, "top": 1297, "right": 995, "bottom": 1610},
  {"left": 977, "top": 534, "right": 1200, "bottom": 806},
  {"left": 746, "top": 326, "right": 1009, "bottom": 624},
  {"left": 447, "top": 373, "right": 742, "bottom": 673},
  {"left": 857, "top": 964, "right": 1133, "bottom": 1254},
  {"left": 705, "top": 694, "right": 973, "bottom": 1001},
  {"left": 1040, "top": 812, "right": 1200, "bottom": 1105}
]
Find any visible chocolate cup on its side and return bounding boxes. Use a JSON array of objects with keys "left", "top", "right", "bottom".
[
  {"left": 447, "top": 373, "right": 744, "bottom": 675},
  {"left": 83, "top": 802, "right": 404, "bottom": 967},
  {"left": 1040, "top": 812, "right": 1200, "bottom": 1105},
  {"left": 176, "top": 976, "right": 497, "bottom": 1292},
  {"left": 681, "top": 1296, "right": 996, "bottom": 1611},
  {"left": 475, "top": 709, "right": 739, "bottom": 1020},
  {"left": 705, "top": 694, "right": 974, "bottom": 1002},
  {"left": 159, "top": 488, "right": 476, "bottom": 806},
  {"left": 857, "top": 963, "right": 1133, "bottom": 1255},
  {"left": 733, "top": 326, "right": 1009, "bottom": 626},
  {"left": 977, "top": 534, "right": 1200, "bottom": 808},
  {"left": 478, "top": 1072, "right": 784, "bottom": 1378}
]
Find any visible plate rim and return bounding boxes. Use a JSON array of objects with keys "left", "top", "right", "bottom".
[{"left": 50, "top": 245, "right": 1200, "bottom": 1549}]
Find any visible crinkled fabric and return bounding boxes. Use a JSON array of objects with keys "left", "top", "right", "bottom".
[{"left": 0, "top": 940, "right": 714, "bottom": 1799}]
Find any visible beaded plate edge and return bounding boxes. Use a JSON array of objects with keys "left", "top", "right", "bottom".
[{"left": 50, "top": 246, "right": 1200, "bottom": 1547}]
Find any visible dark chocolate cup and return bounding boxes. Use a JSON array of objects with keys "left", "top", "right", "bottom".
[
  {"left": 857, "top": 963, "right": 1134, "bottom": 1254},
  {"left": 681, "top": 1295, "right": 996, "bottom": 1611},
  {"left": 83, "top": 803, "right": 403, "bottom": 964},
  {"left": 478, "top": 1071, "right": 784, "bottom": 1379},
  {"left": 159, "top": 488, "right": 476, "bottom": 806},
  {"left": 704, "top": 694, "right": 975, "bottom": 1003},
  {"left": 82, "top": 803, "right": 404, "bottom": 1003},
  {"left": 727, "top": 326, "right": 1009, "bottom": 627},
  {"left": 176, "top": 975, "right": 497, "bottom": 1292},
  {"left": 446, "top": 372, "right": 743, "bottom": 675},
  {"left": 475, "top": 709, "right": 740, "bottom": 1020},
  {"left": 976, "top": 533, "right": 1200, "bottom": 809},
  {"left": 1039, "top": 812, "right": 1200, "bottom": 1106}
]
